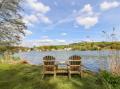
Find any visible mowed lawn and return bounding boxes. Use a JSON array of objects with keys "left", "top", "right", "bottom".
[{"left": 0, "top": 64, "right": 119, "bottom": 89}]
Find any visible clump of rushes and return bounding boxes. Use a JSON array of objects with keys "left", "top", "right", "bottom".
[
  {"left": 0, "top": 52, "right": 21, "bottom": 64},
  {"left": 96, "top": 71, "right": 120, "bottom": 89}
]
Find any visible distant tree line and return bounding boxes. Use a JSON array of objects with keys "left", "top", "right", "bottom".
[
  {"left": 0, "top": 42, "right": 120, "bottom": 52},
  {"left": 36, "top": 42, "right": 120, "bottom": 51},
  {"left": 36, "top": 45, "right": 66, "bottom": 51}
]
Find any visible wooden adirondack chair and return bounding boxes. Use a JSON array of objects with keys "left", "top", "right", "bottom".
[
  {"left": 42, "top": 56, "right": 56, "bottom": 79},
  {"left": 68, "top": 55, "right": 82, "bottom": 78}
]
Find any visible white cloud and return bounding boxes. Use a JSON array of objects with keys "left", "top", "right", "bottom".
[
  {"left": 75, "top": 4, "right": 99, "bottom": 29},
  {"left": 100, "top": 1, "right": 120, "bottom": 11},
  {"left": 37, "top": 14, "right": 52, "bottom": 24},
  {"left": 18, "top": 30, "right": 32, "bottom": 40},
  {"left": 50, "top": 4, "right": 99, "bottom": 29},
  {"left": 23, "top": 14, "right": 51, "bottom": 26},
  {"left": 39, "top": 39, "right": 53, "bottom": 43},
  {"left": 24, "top": 30, "right": 33, "bottom": 35},
  {"left": 61, "top": 33, "right": 67, "bottom": 36},
  {"left": 23, "top": 0, "right": 51, "bottom": 26},
  {"left": 27, "top": 0, "right": 50, "bottom": 14},
  {"left": 73, "top": 23, "right": 79, "bottom": 28},
  {"left": 43, "top": 4, "right": 99, "bottom": 29},
  {"left": 81, "top": 4, "right": 93, "bottom": 15},
  {"left": 23, "top": 15, "right": 38, "bottom": 26},
  {"left": 55, "top": 39, "right": 66, "bottom": 43},
  {"left": 20, "top": 39, "right": 67, "bottom": 47},
  {"left": 76, "top": 16, "right": 98, "bottom": 29}
]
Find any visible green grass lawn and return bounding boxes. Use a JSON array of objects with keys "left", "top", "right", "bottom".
[{"left": 0, "top": 64, "right": 119, "bottom": 89}]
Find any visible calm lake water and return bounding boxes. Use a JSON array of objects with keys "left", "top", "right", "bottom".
[{"left": 16, "top": 50, "right": 120, "bottom": 72}]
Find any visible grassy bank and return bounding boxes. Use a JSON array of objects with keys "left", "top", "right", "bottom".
[{"left": 0, "top": 64, "right": 120, "bottom": 89}]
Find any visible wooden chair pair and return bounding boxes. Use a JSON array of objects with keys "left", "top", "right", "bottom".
[{"left": 42, "top": 55, "right": 82, "bottom": 79}]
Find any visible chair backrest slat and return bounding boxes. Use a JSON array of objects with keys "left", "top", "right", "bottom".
[
  {"left": 43, "top": 56, "right": 55, "bottom": 71},
  {"left": 69, "top": 55, "right": 81, "bottom": 71},
  {"left": 43, "top": 56, "right": 55, "bottom": 65}
]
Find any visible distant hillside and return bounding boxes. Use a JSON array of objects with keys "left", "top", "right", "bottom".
[
  {"left": 69, "top": 42, "right": 120, "bottom": 50},
  {"left": 1, "top": 42, "right": 120, "bottom": 52},
  {"left": 36, "top": 42, "right": 120, "bottom": 51}
]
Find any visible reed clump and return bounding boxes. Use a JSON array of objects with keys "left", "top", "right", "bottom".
[{"left": 0, "top": 52, "right": 28, "bottom": 64}]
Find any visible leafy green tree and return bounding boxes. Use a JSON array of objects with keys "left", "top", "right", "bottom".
[{"left": 0, "top": 0, "right": 26, "bottom": 45}]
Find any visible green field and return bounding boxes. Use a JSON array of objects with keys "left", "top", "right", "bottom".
[{"left": 0, "top": 64, "right": 120, "bottom": 89}]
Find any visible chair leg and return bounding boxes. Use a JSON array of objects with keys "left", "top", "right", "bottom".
[
  {"left": 42, "top": 66, "right": 45, "bottom": 79},
  {"left": 42, "top": 74, "right": 44, "bottom": 79},
  {"left": 79, "top": 72, "right": 81, "bottom": 78},
  {"left": 54, "top": 67, "right": 56, "bottom": 79},
  {"left": 54, "top": 71, "right": 56, "bottom": 78},
  {"left": 68, "top": 72, "right": 71, "bottom": 79},
  {"left": 80, "top": 69, "right": 83, "bottom": 78}
]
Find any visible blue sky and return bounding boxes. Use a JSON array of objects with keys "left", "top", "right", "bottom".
[{"left": 21, "top": 0, "right": 120, "bottom": 47}]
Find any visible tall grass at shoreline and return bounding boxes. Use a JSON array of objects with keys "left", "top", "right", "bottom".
[
  {"left": 0, "top": 64, "right": 119, "bottom": 89},
  {"left": 0, "top": 52, "right": 21, "bottom": 64},
  {"left": 109, "top": 50, "right": 120, "bottom": 76},
  {"left": 97, "top": 71, "right": 120, "bottom": 89}
]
